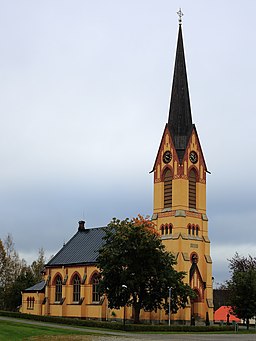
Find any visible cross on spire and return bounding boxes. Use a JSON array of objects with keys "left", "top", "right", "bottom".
[{"left": 177, "top": 8, "right": 184, "bottom": 24}]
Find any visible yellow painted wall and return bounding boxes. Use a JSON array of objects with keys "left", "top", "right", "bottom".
[
  {"left": 152, "top": 128, "right": 213, "bottom": 323},
  {"left": 20, "top": 292, "right": 45, "bottom": 315},
  {"left": 41, "top": 265, "right": 106, "bottom": 319}
]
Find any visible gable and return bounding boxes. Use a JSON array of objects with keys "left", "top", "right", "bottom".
[
  {"left": 183, "top": 126, "right": 208, "bottom": 173},
  {"left": 151, "top": 124, "right": 179, "bottom": 179}
]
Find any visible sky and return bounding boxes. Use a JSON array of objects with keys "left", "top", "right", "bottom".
[{"left": 0, "top": 0, "right": 255, "bottom": 286}]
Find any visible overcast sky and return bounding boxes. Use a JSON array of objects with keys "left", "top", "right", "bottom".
[{"left": 0, "top": 0, "right": 255, "bottom": 285}]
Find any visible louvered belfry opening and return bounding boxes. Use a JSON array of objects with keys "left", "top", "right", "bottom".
[
  {"left": 189, "top": 169, "right": 196, "bottom": 209},
  {"left": 164, "top": 168, "right": 172, "bottom": 208}
]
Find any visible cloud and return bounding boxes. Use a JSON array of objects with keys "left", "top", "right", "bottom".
[
  {"left": 212, "top": 243, "right": 256, "bottom": 284},
  {"left": 0, "top": 1, "right": 256, "bottom": 284}
]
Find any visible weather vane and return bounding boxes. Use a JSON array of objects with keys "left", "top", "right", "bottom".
[{"left": 177, "top": 8, "right": 184, "bottom": 24}]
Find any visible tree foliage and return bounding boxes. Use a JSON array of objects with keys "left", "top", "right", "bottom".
[
  {"left": 0, "top": 239, "right": 7, "bottom": 284},
  {"left": 31, "top": 247, "right": 46, "bottom": 283},
  {"left": 0, "top": 234, "right": 46, "bottom": 311},
  {"left": 97, "top": 215, "right": 195, "bottom": 323},
  {"left": 0, "top": 239, "right": 7, "bottom": 308},
  {"left": 5, "top": 266, "right": 35, "bottom": 311},
  {"left": 227, "top": 253, "right": 256, "bottom": 329},
  {"left": 0, "top": 234, "right": 24, "bottom": 310}
]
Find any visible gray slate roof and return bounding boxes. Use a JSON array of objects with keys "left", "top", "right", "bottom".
[
  {"left": 24, "top": 280, "right": 46, "bottom": 292},
  {"left": 168, "top": 24, "right": 193, "bottom": 163},
  {"left": 46, "top": 227, "right": 106, "bottom": 267}
]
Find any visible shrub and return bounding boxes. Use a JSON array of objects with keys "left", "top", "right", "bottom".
[{"left": 0, "top": 310, "right": 234, "bottom": 332}]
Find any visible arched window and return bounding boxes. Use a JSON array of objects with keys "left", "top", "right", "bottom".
[
  {"left": 164, "top": 168, "right": 172, "bottom": 208},
  {"left": 27, "top": 297, "right": 35, "bottom": 310},
  {"left": 192, "top": 225, "right": 195, "bottom": 235},
  {"left": 55, "top": 275, "right": 62, "bottom": 302},
  {"left": 161, "top": 225, "right": 164, "bottom": 235},
  {"left": 188, "top": 224, "right": 191, "bottom": 235},
  {"left": 91, "top": 274, "right": 100, "bottom": 302},
  {"left": 196, "top": 226, "right": 199, "bottom": 236},
  {"left": 165, "top": 225, "right": 169, "bottom": 235},
  {"left": 191, "top": 253, "right": 199, "bottom": 264},
  {"left": 189, "top": 169, "right": 197, "bottom": 209},
  {"left": 169, "top": 224, "right": 173, "bottom": 234},
  {"left": 73, "top": 274, "right": 81, "bottom": 303}
]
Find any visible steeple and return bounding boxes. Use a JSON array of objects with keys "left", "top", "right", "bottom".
[
  {"left": 151, "top": 12, "right": 213, "bottom": 324},
  {"left": 168, "top": 19, "right": 193, "bottom": 163}
]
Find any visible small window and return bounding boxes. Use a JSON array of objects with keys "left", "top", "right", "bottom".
[
  {"left": 188, "top": 224, "right": 191, "bottom": 235},
  {"left": 73, "top": 274, "right": 81, "bottom": 303},
  {"left": 192, "top": 225, "right": 195, "bottom": 235},
  {"left": 191, "top": 253, "right": 198, "bottom": 264},
  {"left": 55, "top": 275, "right": 62, "bottom": 302},
  {"left": 161, "top": 225, "right": 164, "bottom": 235},
  {"left": 169, "top": 224, "right": 173, "bottom": 234},
  {"left": 165, "top": 225, "right": 169, "bottom": 235},
  {"left": 196, "top": 226, "right": 199, "bottom": 236},
  {"left": 27, "top": 296, "right": 35, "bottom": 310}
]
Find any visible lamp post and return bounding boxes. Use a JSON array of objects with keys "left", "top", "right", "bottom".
[
  {"left": 122, "top": 284, "right": 128, "bottom": 330},
  {"left": 168, "top": 287, "right": 172, "bottom": 326}
]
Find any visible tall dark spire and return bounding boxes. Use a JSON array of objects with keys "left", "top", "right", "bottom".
[{"left": 168, "top": 22, "right": 193, "bottom": 163}]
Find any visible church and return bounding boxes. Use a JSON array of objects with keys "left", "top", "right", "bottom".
[{"left": 21, "top": 15, "right": 214, "bottom": 325}]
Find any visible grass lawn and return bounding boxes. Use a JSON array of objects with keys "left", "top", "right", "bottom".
[{"left": 0, "top": 320, "right": 95, "bottom": 341}]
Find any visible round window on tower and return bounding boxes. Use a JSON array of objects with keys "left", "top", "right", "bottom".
[{"left": 190, "top": 253, "right": 198, "bottom": 264}]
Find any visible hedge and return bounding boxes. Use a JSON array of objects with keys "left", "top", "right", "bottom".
[{"left": 0, "top": 310, "right": 235, "bottom": 332}]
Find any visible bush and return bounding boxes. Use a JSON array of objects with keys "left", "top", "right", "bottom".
[{"left": 0, "top": 310, "right": 234, "bottom": 332}]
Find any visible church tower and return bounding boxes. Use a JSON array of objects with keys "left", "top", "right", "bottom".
[{"left": 151, "top": 15, "right": 214, "bottom": 324}]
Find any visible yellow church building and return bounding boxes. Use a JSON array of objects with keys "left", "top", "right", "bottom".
[{"left": 21, "top": 17, "right": 213, "bottom": 325}]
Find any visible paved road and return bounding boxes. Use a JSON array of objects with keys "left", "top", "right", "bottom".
[{"left": 1, "top": 316, "right": 256, "bottom": 341}]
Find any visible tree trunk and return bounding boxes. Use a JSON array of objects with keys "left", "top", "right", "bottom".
[
  {"left": 246, "top": 317, "right": 249, "bottom": 330},
  {"left": 133, "top": 302, "right": 141, "bottom": 324}
]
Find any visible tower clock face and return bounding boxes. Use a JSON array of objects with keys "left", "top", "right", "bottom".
[
  {"left": 189, "top": 151, "right": 198, "bottom": 164},
  {"left": 163, "top": 151, "right": 172, "bottom": 164}
]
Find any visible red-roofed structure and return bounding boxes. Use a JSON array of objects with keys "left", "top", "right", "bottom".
[{"left": 214, "top": 306, "right": 240, "bottom": 323}]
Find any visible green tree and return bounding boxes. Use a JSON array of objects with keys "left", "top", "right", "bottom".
[
  {"left": 0, "top": 239, "right": 6, "bottom": 278},
  {"left": 97, "top": 215, "right": 195, "bottom": 323},
  {"left": 0, "top": 234, "right": 28, "bottom": 310},
  {"left": 0, "top": 239, "right": 7, "bottom": 308},
  {"left": 227, "top": 253, "right": 256, "bottom": 329},
  {"left": 3, "top": 234, "right": 23, "bottom": 285},
  {"left": 5, "top": 265, "right": 35, "bottom": 311},
  {"left": 31, "top": 247, "right": 46, "bottom": 283}
]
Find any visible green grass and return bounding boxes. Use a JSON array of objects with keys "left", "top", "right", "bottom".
[
  {"left": 0, "top": 320, "right": 91, "bottom": 341},
  {"left": 1, "top": 317, "right": 256, "bottom": 340}
]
